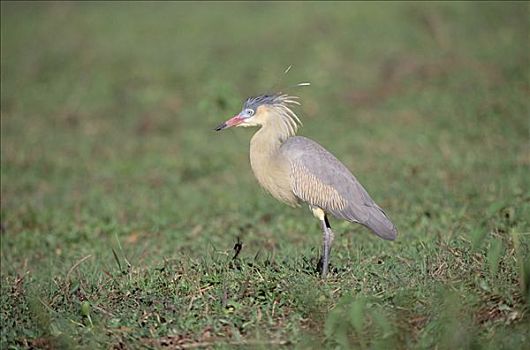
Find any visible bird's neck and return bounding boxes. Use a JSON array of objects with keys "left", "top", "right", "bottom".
[
  {"left": 249, "top": 122, "right": 298, "bottom": 207},
  {"left": 250, "top": 122, "right": 288, "bottom": 157},
  {"left": 250, "top": 118, "right": 296, "bottom": 153}
]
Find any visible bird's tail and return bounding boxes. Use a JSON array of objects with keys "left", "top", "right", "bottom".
[{"left": 363, "top": 207, "right": 398, "bottom": 241}]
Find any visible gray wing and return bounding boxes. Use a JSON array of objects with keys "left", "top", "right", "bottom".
[{"left": 280, "top": 136, "right": 397, "bottom": 240}]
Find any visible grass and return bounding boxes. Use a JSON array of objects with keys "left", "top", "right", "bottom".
[{"left": 1, "top": 1, "right": 529, "bottom": 349}]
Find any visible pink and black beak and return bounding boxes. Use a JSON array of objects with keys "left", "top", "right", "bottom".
[{"left": 215, "top": 114, "right": 245, "bottom": 131}]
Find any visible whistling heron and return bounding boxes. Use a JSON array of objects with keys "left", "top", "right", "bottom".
[{"left": 215, "top": 94, "right": 397, "bottom": 278}]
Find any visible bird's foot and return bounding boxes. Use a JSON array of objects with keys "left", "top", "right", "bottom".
[
  {"left": 316, "top": 255, "right": 330, "bottom": 278},
  {"left": 316, "top": 256, "right": 324, "bottom": 275}
]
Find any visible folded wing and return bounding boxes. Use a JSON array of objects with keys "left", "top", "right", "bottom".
[{"left": 281, "top": 136, "right": 397, "bottom": 240}]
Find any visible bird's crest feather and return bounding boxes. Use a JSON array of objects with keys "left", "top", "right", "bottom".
[{"left": 244, "top": 93, "right": 302, "bottom": 139}]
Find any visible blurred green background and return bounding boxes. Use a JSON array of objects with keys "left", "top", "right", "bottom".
[{"left": 1, "top": 2, "right": 529, "bottom": 349}]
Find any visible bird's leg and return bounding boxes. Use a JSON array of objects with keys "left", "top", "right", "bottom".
[
  {"left": 319, "top": 220, "right": 330, "bottom": 278},
  {"left": 311, "top": 207, "right": 334, "bottom": 278},
  {"left": 319, "top": 215, "right": 334, "bottom": 279}
]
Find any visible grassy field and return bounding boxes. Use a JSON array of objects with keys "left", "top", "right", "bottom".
[{"left": 1, "top": 2, "right": 529, "bottom": 349}]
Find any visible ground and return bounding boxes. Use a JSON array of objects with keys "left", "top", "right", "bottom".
[{"left": 1, "top": 2, "right": 529, "bottom": 349}]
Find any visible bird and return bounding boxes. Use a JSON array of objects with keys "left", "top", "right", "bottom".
[{"left": 215, "top": 93, "right": 397, "bottom": 278}]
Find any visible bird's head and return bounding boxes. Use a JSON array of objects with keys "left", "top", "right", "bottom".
[{"left": 215, "top": 94, "right": 301, "bottom": 133}]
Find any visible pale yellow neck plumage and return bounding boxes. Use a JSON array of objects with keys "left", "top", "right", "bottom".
[{"left": 249, "top": 110, "right": 299, "bottom": 207}]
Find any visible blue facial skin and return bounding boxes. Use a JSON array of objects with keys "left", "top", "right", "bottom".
[
  {"left": 215, "top": 94, "right": 277, "bottom": 131},
  {"left": 239, "top": 108, "right": 255, "bottom": 118}
]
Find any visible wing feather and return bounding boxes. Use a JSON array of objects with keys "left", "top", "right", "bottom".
[{"left": 281, "top": 136, "right": 397, "bottom": 240}]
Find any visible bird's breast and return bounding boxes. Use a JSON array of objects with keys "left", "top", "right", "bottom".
[{"left": 249, "top": 144, "right": 299, "bottom": 207}]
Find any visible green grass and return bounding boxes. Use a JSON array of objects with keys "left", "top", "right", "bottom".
[{"left": 1, "top": 2, "right": 529, "bottom": 349}]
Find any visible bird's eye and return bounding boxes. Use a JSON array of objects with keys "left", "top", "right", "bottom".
[{"left": 246, "top": 109, "right": 255, "bottom": 116}]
